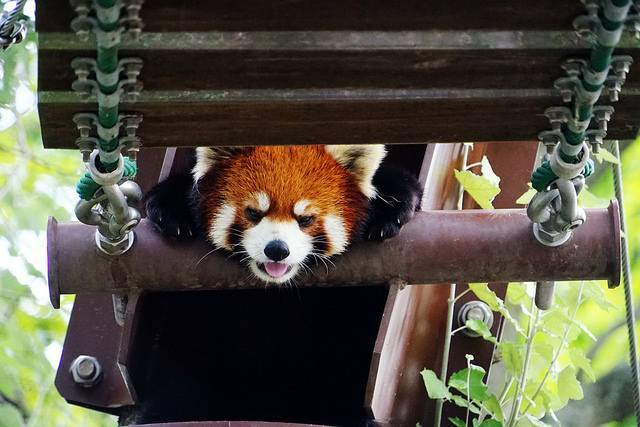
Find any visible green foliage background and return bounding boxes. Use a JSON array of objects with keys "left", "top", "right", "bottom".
[{"left": 0, "top": 3, "right": 638, "bottom": 427}]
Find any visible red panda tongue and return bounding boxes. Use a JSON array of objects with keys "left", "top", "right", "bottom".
[{"left": 264, "top": 262, "right": 289, "bottom": 278}]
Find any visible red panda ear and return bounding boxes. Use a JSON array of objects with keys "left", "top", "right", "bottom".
[
  {"left": 325, "top": 145, "right": 387, "bottom": 198},
  {"left": 192, "top": 147, "right": 246, "bottom": 182}
]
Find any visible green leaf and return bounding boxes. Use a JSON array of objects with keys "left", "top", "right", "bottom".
[
  {"left": 449, "top": 417, "right": 466, "bottom": 427},
  {"left": 454, "top": 169, "right": 501, "bottom": 210},
  {"left": 480, "top": 156, "right": 501, "bottom": 188},
  {"left": 0, "top": 404, "right": 25, "bottom": 427},
  {"left": 449, "top": 365, "right": 490, "bottom": 402},
  {"left": 516, "top": 414, "right": 551, "bottom": 427},
  {"left": 500, "top": 342, "right": 524, "bottom": 376},
  {"left": 516, "top": 187, "right": 537, "bottom": 205},
  {"left": 557, "top": 366, "right": 583, "bottom": 402},
  {"left": 569, "top": 348, "right": 595, "bottom": 383},
  {"left": 469, "top": 283, "right": 525, "bottom": 336},
  {"left": 466, "top": 319, "right": 498, "bottom": 344},
  {"left": 451, "top": 395, "right": 482, "bottom": 414},
  {"left": 420, "top": 369, "right": 451, "bottom": 400},
  {"left": 592, "top": 147, "right": 620, "bottom": 164},
  {"left": 478, "top": 420, "right": 503, "bottom": 427},
  {"left": 484, "top": 395, "right": 504, "bottom": 421},
  {"left": 577, "top": 189, "right": 609, "bottom": 208}
]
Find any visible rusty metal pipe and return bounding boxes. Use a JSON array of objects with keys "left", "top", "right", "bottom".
[{"left": 47, "top": 203, "right": 621, "bottom": 308}]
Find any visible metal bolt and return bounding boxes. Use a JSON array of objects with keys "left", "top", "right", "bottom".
[
  {"left": 604, "top": 76, "right": 623, "bottom": 102},
  {"left": 586, "top": 129, "right": 606, "bottom": 153},
  {"left": 626, "top": 15, "right": 640, "bottom": 39},
  {"left": 611, "top": 55, "right": 633, "bottom": 80},
  {"left": 573, "top": 15, "right": 599, "bottom": 40},
  {"left": 581, "top": 0, "right": 600, "bottom": 16},
  {"left": 592, "top": 105, "right": 614, "bottom": 132},
  {"left": 70, "top": 355, "right": 102, "bottom": 387},
  {"left": 457, "top": 301, "right": 494, "bottom": 338},
  {"left": 544, "top": 106, "right": 572, "bottom": 131},
  {"left": 554, "top": 77, "right": 578, "bottom": 103},
  {"left": 561, "top": 59, "right": 586, "bottom": 78}
]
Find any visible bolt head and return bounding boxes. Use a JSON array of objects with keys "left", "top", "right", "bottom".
[
  {"left": 70, "top": 355, "right": 102, "bottom": 387},
  {"left": 457, "top": 301, "right": 494, "bottom": 337}
]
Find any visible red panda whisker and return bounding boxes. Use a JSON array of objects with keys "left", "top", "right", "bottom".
[{"left": 194, "top": 248, "right": 221, "bottom": 268}]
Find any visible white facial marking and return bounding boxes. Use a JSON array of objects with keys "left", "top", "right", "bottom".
[
  {"left": 193, "top": 147, "right": 215, "bottom": 182},
  {"left": 293, "top": 199, "right": 312, "bottom": 216},
  {"left": 323, "top": 214, "right": 348, "bottom": 255},
  {"left": 243, "top": 217, "right": 313, "bottom": 284},
  {"left": 209, "top": 204, "right": 236, "bottom": 249},
  {"left": 254, "top": 191, "right": 270, "bottom": 212}
]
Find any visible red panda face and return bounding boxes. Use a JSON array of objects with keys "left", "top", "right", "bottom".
[{"left": 193, "top": 145, "right": 385, "bottom": 284}]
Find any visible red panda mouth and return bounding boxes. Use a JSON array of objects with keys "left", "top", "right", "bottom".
[{"left": 259, "top": 262, "right": 293, "bottom": 279}]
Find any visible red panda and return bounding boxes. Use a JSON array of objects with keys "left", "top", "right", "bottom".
[{"left": 145, "top": 145, "right": 422, "bottom": 284}]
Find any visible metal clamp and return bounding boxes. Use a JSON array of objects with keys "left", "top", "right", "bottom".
[
  {"left": 70, "top": 0, "right": 144, "bottom": 41},
  {"left": 585, "top": 128, "right": 607, "bottom": 153},
  {"left": 73, "top": 113, "right": 142, "bottom": 161},
  {"left": 71, "top": 57, "right": 143, "bottom": 101},
  {"left": 527, "top": 143, "right": 589, "bottom": 247},
  {"left": 592, "top": 105, "right": 615, "bottom": 132},
  {"left": 75, "top": 151, "right": 142, "bottom": 255}
]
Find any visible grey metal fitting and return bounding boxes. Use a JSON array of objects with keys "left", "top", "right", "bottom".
[
  {"left": 581, "top": 0, "right": 600, "bottom": 17},
  {"left": 538, "top": 129, "right": 566, "bottom": 152},
  {"left": 554, "top": 76, "right": 580, "bottom": 103},
  {"left": 604, "top": 75, "right": 625, "bottom": 102},
  {"left": 586, "top": 129, "right": 607, "bottom": 153},
  {"left": 592, "top": 105, "right": 615, "bottom": 132},
  {"left": 457, "top": 301, "right": 494, "bottom": 338},
  {"left": 535, "top": 281, "right": 556, "bottom": 310},
  {"left": 561, "top": 58, "right": 587, "bottom": 78},
  {"left": 611, "top": 55, "right": 634, "bottom": 80},
  {"left": 528, "top": 176, "right": 587, "bottom": 247},
  {"left": 75, "top": 153, "right": 143, "bottom": 255},
  {"left": 573, "top": 14, "right": 600, "bottom": 41},
  {"left": 70, "top": 355, "right": 102, "bottom": 387},
  {"left": 625, "top": 14, "right": 640, "bottom": 39},
  {"left": 544, "top": 106, "right": 572, "bottom": 131}
]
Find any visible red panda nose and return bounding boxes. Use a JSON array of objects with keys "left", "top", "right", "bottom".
[{"left": 264, "top": 240, "right": 290, "bottom": 262}]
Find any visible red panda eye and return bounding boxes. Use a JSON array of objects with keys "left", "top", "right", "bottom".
[
  {"left": 245, "top": 207, "right": 264, "bottom": 223},
  {"left": 297, "top": 215, "right": 315, "bottom": 228}
]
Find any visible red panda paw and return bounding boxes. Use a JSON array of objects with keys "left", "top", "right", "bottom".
[
  {"left": 363, "top": 164, "right": 423, "bottom": 242},
  {"left": 145, "top": 172, "right": 199, "bottom": 241}
]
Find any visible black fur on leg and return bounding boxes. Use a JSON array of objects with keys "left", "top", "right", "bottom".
[
  {"left": 362, "top": 164, "right": 423, "bottom": 242},
  {"left": 144, "top": 173, "right": 200, "bottom": 240}
]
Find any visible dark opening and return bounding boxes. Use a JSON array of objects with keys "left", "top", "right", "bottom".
[{"left": 127, "top": 286, "right": 389, "bottom": 426}]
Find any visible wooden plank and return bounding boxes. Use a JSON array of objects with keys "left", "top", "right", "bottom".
[
  {"left": 36, "top": 31, "right": 639, "bottom": 92},
  {"left": 38, "top": 89, "right": 640, "bottom": 148},
  {"left": 36, "top": 0, "right": 584, "bottom": 33}
]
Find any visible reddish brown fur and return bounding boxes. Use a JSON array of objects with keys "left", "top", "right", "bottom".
[{"left": 197, "top": 146, "right": 369, "bottom": 249}]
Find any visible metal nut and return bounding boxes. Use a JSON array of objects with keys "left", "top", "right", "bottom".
[
  {"left": 457, "top": 301, "right": 494, "bottom": 337},
  {"left": 70, "top": 355, "right": 102, "bottom": 387}
]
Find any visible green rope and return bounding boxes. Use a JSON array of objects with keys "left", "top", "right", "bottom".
[{"left": 76, "top": 157, "right": 138, "bottom": 200}]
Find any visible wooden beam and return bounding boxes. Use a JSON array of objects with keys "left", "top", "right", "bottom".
[
  {"left": 36, "top": 0, "right": 584, "bottom": 33},
  {"left": 38, "top": 88, "right": 640, "bottom": 148}
]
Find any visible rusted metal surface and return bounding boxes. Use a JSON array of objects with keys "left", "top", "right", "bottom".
[
  {"left": 55, "top": 294, "right": 136, "bottom": 411},
  {"left": 47, "top": 205, "right": 621, "bottom": 306}
]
